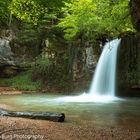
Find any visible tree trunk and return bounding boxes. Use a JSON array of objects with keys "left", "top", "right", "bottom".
[
  {"left": 0, "top": 108, "right": 65, "bottom": 122},
  {"left": 129, "top": 0, "right": 140, "bottom": 31}
]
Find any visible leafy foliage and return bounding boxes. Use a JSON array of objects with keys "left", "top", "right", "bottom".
[
  {"left": 9, "top": 0, "right": 47, "bottom": 25},
  {"left": 13, "top": 24, "right": 42, "bottom": 45},
  {"left": 32, "top": 55, "right": 55, "bottom": 82},
  {"left": 31, "top": 38, "right": 71, "bottom": 88},
  {"left": 58, "top": 0, "right": 135, "bottom": 40},
  {"left": 8, "top": 0, "right": 71, "bottom": 26},
  {"left": 0, "top": 0, "right": 11, "bottom": 26},
  {"left": 0, "top": 71, "right": 41, "bottom": 90}
]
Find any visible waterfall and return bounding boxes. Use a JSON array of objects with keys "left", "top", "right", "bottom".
[
  {"left": 57, "top": 38, "right": 121, "bottom": 103},
  {"left": 89, "top": 38, "right": 121, "bottom": 97}
]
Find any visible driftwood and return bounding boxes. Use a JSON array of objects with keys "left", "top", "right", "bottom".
[{"left": 0, "top": 108, "right": 65, "bottom": 122}]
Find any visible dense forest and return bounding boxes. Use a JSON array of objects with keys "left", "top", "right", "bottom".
[{"left": 0, "top": 0, "right": 139, "bottom": 94}]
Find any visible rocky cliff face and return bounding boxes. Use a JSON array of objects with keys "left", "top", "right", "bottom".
[
  {"left": 0, "top": 29, "right": 40, "bottom": 78},
  {"left": 70, "top": 40, "right": 99, "bottom": 92},
  {"left": 0, "top": 38, "right": 20, "bottom": 77},
  {"left": 0, "top": 38, "right": 14, "bottom": 66},
  {"left": 0, "top": 29, "right": 21, "bottom": 77},
  {"left": 121, "top": 0, "right": 140, "bottom": 96},
  {"left": 117, "top": 34, "right": 140, "bottom": 96}
]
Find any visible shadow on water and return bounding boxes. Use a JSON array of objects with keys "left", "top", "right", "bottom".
[{"left": 0, "top": 94, "right": 140, "bottom": 127}]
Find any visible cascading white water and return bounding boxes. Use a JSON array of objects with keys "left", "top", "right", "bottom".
[
  {"left": 57, "top": 38, "right": 121, "bottom": 103},
  {"left": 89, "top": 38, "right": 121, "bottom": 97}
]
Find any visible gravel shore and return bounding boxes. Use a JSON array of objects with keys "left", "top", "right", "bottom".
[{"left": 0, "top": 116, "right": 140, "bottom": 140}]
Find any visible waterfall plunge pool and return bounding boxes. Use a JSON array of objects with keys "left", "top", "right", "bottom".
[{"left": 0, "top": 93, "right": 140, "bottom": 127}]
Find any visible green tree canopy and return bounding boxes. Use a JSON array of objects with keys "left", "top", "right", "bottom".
[
  {"left": 9, "top": 0, "right": 47, "bottom": 25},
  {"left": 8, "top": 0, "right": 71, "bottom": 26},
  {"left": 58, "top": 0, "right": 135, "bottom": 40},
  {"left": 0, "top": 0, "right": 11, "bottom": 26}
]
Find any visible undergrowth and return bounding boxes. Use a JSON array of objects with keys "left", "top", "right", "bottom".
[{"left": 0, "top": 71, "right": 41, "bottom": 90}]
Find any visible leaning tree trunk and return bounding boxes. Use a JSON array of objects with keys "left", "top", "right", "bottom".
[{"left": 129, "top": 0, "right": 140, "bottom": 32}]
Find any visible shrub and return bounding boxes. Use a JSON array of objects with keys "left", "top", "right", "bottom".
[{"left": 0, "top": 71, "right": 41, "bottom": 90}]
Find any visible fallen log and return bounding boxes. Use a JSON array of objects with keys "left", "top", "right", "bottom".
[{"left": 0, "top": 108, "right": 65, "bottom": 122}]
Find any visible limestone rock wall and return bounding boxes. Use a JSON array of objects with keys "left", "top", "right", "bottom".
[
  {"left": 0, "top": 29, "right": 39, "bottom": 78},
  {"left": 71, "top": 41, "right": 99, "bottom": 92},
  {"left": 117, "top": 34, "right": 140, "bottom": 96},
  {"left": 0, "top": 32, "right": 21, "bottom": 77}
]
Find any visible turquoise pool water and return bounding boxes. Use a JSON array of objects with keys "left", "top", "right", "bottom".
[{"left": 0, "top": 94, "right": 140, "bottom": 127}]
